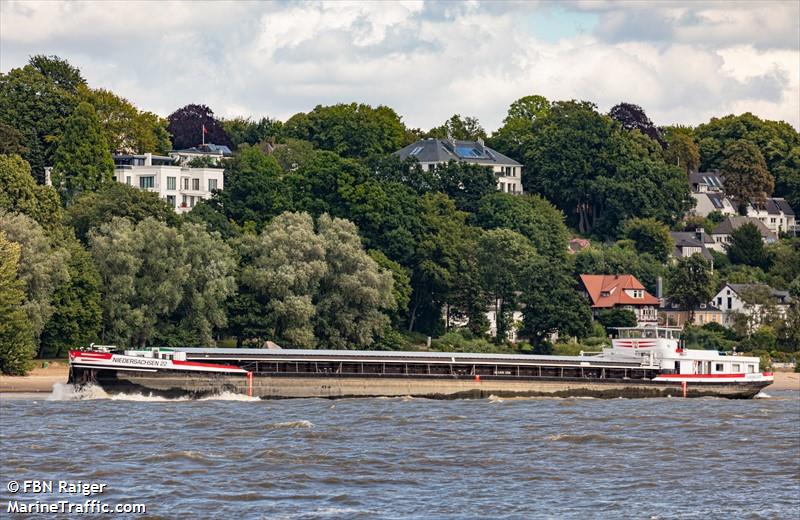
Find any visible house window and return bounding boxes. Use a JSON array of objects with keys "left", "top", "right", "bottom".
[
  {"left": 190, "top": 196, "right": 195, "bottom": 207},
  {"left": 208, "top": 179, "right": 218, "bottom": 191},
  {"left": 183, "top": 178, "right": 189, "bottom": 190},
  {"left": 631, "top": 290, "right": 644, "bottom": 299},
  {"left": 192, "top": 178, "right": 200, "bottom": 191},
  {"left": 717, "top": 297, "right": 722, "bottom": 306},
  {"left": 126, "top": 176, "right": 131, "bottom": 185},
  {"left": 727, "top": 297, "right": 732, "bottom": 308},
  {"left": 139, "top": 176, "right": 155, "bottom": 189},
  {"left": 166, "top": 195, "right": 176, "bottom": 208},
  {"left": 770, "top": 217, "right": 776, "bottom": 224},
  {"left": 167, "top": 177, "right": 176, "bottom": 190},
  {"left": 499, "top": 182, "right": 505, "bottom": 192},
  {"left": 181, "top": 195, "right": 187, "bottom": 207}
]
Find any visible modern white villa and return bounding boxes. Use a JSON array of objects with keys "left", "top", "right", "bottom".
[
  {"left": 112, "top": 152, "right": 224, "bottom": 214},
  {"left": 395, "top": 137, "right": 523, "bottom": 195}
]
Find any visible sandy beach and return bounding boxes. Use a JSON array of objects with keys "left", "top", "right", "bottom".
[{"left": 1, "top": 362, "right": 798, "bottom": 393}]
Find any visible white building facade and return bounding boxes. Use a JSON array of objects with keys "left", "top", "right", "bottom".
[
  {"left": 113, "top": 153, "right": 224, "bottom": 214},
  {"left": 712, "top": 283, "right": 792, "bottom": 329}
]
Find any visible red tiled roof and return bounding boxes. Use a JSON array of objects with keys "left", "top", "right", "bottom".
[{"left": 579, "top": 274, "right": 659, "bottom": 308}]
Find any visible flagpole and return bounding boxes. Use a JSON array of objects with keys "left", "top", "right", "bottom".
[{"left": 202, "top": 124, "right": 205, "bottom": 146}]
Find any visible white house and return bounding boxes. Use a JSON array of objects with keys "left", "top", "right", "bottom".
[
  {"left": 745, "top": 198, "right": 796, "bottom": 236},
  {"left": 113, "top": 153, "right": 224, "bottom": 214},
  {"left": 708, "top": 216, "right": 777, "bottom": 253},
  {"left": 712, "top": 283, "right": 793, "bottom": 329},
  {"left": 395, "top": 137, "right": 523, "bottom": 195},
  {"left": 669, "top": 230, "right": 715, "bottom": 265},
  {"left": 688, "top": 171, "right": 736, "bottom": 218}
]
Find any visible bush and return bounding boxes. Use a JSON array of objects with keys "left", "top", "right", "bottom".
[
  {"left": 596, "top": 308, "right": 637, "bottom": 330},
  {"left": 430, "top": 330, "right": 514, "bottom": 354}
]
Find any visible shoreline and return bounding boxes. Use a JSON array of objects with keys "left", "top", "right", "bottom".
[{"left": 2, "top": 364, "right": 798, "bottom": 394}]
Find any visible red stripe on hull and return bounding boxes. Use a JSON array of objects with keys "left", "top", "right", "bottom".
[{"left": 657, "top": 373, "right": 747, "bottom": 379}]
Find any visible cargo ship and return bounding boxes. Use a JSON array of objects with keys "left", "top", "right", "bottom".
[{"left": 68, "top": 326, "right": 773, "bottom": 399}]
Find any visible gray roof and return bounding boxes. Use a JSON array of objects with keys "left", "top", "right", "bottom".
[
  {"left": 395, "top": 138, "right": 521, "bottom": 166},
  {"left": 712, "top": 216, "right": 775, "bottom": 239},
  {"left": 752, "top": 197, "right": 795, "bottom": 216},
  {"left": 689, "top": 171, "right": 723, "bottom": 190},
  {"left": 669, "top": 231, "right": 714, "bottom": 262},
  {"left": 173, "top": 143, "right": 233, "bottom": 156},
  {"left": 661, "top": 299, "right": 722, "bottom": 312},
  {"left": 726, "top": 284, "right": 793, "bottom": 304}
]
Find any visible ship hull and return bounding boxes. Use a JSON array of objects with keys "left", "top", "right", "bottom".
[{"left": 70, "top": 366, "right": 770, "bottom": 400}]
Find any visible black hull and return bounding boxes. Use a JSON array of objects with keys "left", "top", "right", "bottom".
[{"left": 69, "top": 366, "right": 771, "bottom": 400}]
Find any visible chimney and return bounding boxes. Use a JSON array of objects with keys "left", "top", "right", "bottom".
[{"left": 144, "top": 152, "right": 152, "bottom": 166}]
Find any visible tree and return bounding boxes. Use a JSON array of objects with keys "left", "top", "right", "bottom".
[
  {"left": 0, "top": 154, "right": 62, "bottom": 229},
  {"left": 608, "top": 102, "right": 664, "bottom": 146},
  {"left": 28, "top": 55, "right": 86, "bottom": 92},
  {"left": 202, "top": 145, "right": 290, "bottom": 232},
  {"left": 523, "top": 100, "right": 689, "bottom": 237},
  {"left": 0, "top": 212, "right": 70, "bottom": 349},
  {"left": 726, "top": 222, "right": 769, "bottom": 269},
  {"left": 665, "top": 255, "right": 715, "bottom": 322},
  {"left": 574, "top": 242, "right": 665, "bottom": 295},
  {"left": 431, "top": 161, "right": 497, "bottom": 213},
  {"left": 663, "top": 130, "right": 700, "bottom": 174},
  {"left": 283, "top": 103, "right": 407, "bottom": 158},
  {"left": 477, "top": 229, "right": 538, "bottom": 343},
  {"left": 314, "top": 215, "right": 395, "bottom": 349},
  {"left": 720, "top": 139, "right": 773, "bottom": 213},
  {"left": 223, "top": 116, "right": 283, "bottom": 149},
  {"left": 0, "top": 231, "right": 35, "bottom": 375},
  {"left": 520, "top": 259, "right": 592, "bottom": 345},
  {"left": 234, "top": 212, "right": 327, "bottom": 347},
  {"left": 0, "top": 123, "right": 29, "bottom": 155},
  {"left": 489, "top": 94, "right": 550, "bottom": 162},
  {"left": 596, "top": 308, "right": 638, "bottom": 329},
  {"left": 51, "top": 102, "right": 114, "bottom": 202},
  {"left": 167, "top": 104, "right": 232, "bottom": 150},
  {"left": 474, "top": 193, "right": 569, "bottom": 260},
  {"left": 152, "top": 223, "right": 236, "bottom": 347},
  {"left": 0, "top": 59, "right": 79, "bottom": 181},
  {"left": 427, "top": 114, "right": 486, "bottom": 140},
  {"left": 81, "top": 88, "right": 172, "bottom": 154},
  {"left": 39, "top": 237, "right": 102, "bottom": 357},
  {"left": 368, "top": 250, "right": 411, "bottom": 328},
  {"left": 65, "top": 182, "right": 177, "bottom": 243},
  {"left": 620, "top": 217, "right": 673, "bottom": 263}
]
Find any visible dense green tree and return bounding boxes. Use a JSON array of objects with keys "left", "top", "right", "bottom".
[
  {"left": 608, "top": 102, "right": 664, "bottom": 146},
  {"left": 28, "top": 55, "right": 86, "bottom": 92},
  {"left": 51, "top": 102, "right": 114, "bottom": 202},
  {"left": 66, "top": 182, "right": 177, "bottom": 243},
  {"left": 0, "top": 59, "right": 79, "bottom": 180},
  {"left": 235, "top": 212, "right": 327, "bottom": 347},
  {"left": 665, "top": 255, "right": 715, "bottom": 321},
  {"left": 270, "top": 138, "right": 317, "bottom": 173},
  {"left": 477, "top": 229, "right": 538, "bottom": 343},
  {"left": 0, "top": 232, "right": 35, "bottom": 375},
  {"left": 223, "top": 116, "right": 283, "bottom": 149},
  {"left": 595, "top": 308, "right": 638, "bottom": 330},
  {"left": 0, "top": 154, "right": 62, "bottom": 229},
  {"left": 203, "top": 145, "right": 290, "bottom": 232},
  {"left": 765, "top": 239, "right": 800, "bottom": 290},
  {"left": 0, "top": 123, "right": 29, "bottom": 155},
  {"left": 474, "top": 193, "right": 569, "bottom": 260},
  {"left": 520, "top": 259, "right": 592, "bottom": 345},
  {"left": 720, "top": 139, "right": 773, "bottom": 212},
  {"left": 427, "top": 114, "right": 486, "bottom": 140},
  {"left": 663, "top": 129, "right": 700, "bottom": 174},
  {"left": 694, "top": 112, "right": 799, "bottom": 206},
  {"left": 621, "top": 217, "right": 673, "bottom": 263},
  {"left": 368, "top": 250, "right": 412, "bottom": 328},
  {"left": 153, "top": 223, "right": 236, "bottom": 347},
  {"left": 167, "top": 103, "right": 232, "bottom": 149},
  {"left": 431, "top": 161, "right": 497, "bottom": 213},
  {"left": 81, "top": 88, "right": 171, "bottom": 154},
  {"left": 0, "top": 212, "right": 69, "bottom": 349},
  {"left": 489, "top": 94, "right": 550, "bottom": 162},
  {"left": 726, "top": 222, "right": 769, "bottom": 269},
  {"left": 283, "top": 103, "right": 407, "bottom": 158},
  {"left": 315, "top": 215, "right": 395, "bottom": 349},
  {"left": 523, "top": 100, "right": 689, "bottom": 237},
  {"left": 39, "top": 237, "right": 102, "bottom": 357}
]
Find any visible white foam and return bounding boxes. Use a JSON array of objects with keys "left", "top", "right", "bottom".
[
  {"left": 47, "top": 383, "right": 258, "bottom": 402},
  {"left": 270, "top": 420, "right": 314, "bottom": 429},
  {"left": 754, "top": 391, "right": 772, "bottom": 399}
]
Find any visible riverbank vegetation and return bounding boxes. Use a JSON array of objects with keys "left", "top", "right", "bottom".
[{"left": 1, "top": 56, "right": 798, "bottom": 374}]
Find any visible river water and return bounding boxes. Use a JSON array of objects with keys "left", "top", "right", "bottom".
[{"left": 1, "top": 386, "right": 798, "bottom": 519}]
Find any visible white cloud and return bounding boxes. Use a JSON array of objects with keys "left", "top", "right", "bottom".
[{"left": 1, "top": 0, "right": 797, "bottom": 130}]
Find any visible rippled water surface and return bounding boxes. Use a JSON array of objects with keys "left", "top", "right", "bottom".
[{"left": 1, "top": 387, "right": 799, "bottom": 519}]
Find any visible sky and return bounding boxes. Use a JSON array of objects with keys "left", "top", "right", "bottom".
[{"left": 1, "top": 0, "right": 799, "bottom": 131}]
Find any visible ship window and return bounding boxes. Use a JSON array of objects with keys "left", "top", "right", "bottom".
[
  {"left": 748, "top": 365, "right": 755, "bottom": 373},
  {"left": 715, "top": 363, "right": 724, "bottom": 372},
  {"left": 732, "top": 364, "right": 740, "bottom": 373}
]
